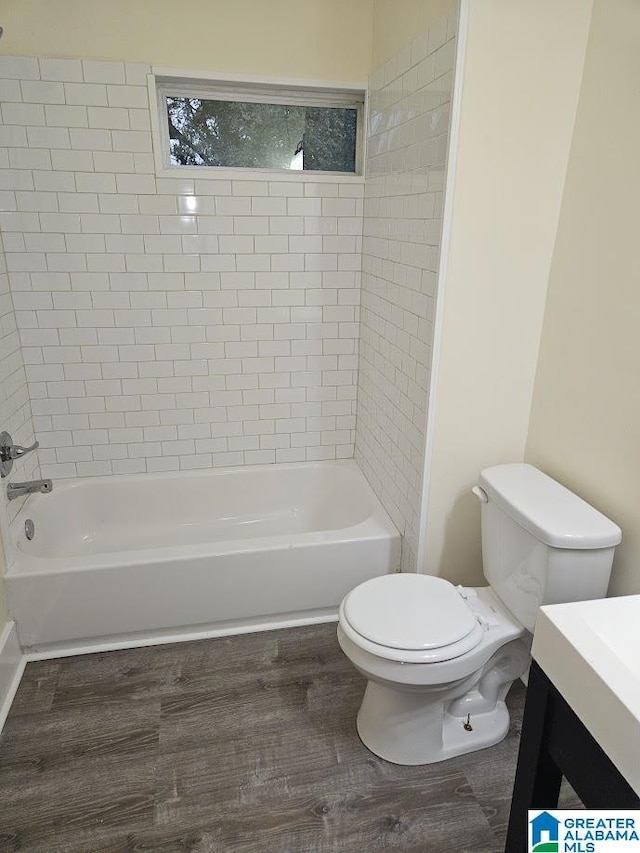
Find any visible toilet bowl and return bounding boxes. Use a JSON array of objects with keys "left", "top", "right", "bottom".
[
  {"left": 337, "top": 574, "right": 530, "bottom": 765},
  {"left": 338, "top": 463, "right": 622, "bottom": 766}
]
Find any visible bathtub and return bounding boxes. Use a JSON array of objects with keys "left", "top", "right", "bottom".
[{"left": 4, "top": 460, "right": 400, "bottom": 652}]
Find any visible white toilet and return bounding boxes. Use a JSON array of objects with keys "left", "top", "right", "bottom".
[{"left": 337, "top": 463, "right": 622, "bottom": 766}]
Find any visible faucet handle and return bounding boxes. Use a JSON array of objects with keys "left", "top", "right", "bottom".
[
  {"left": 0, "top": 431, "right": 40, "bottom": 478},
  {"left": 5, "top": 439, "right": 39, "bottom": 460}
]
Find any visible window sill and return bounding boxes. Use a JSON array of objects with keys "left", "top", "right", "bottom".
[{"left": 154, "top": 166, "right": 365, "bottom": 184}]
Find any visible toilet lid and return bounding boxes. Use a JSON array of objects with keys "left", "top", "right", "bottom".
[{"left": 342, "top": 574, "right": 479, "bottom": 651}]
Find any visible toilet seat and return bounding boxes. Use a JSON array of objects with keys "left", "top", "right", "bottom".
[{"left": 339, "top": 574, "right": 485, "bottom": 664}]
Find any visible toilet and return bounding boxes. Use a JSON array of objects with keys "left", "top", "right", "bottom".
[{"left": 337, "top": 463, "right": 622, "bottom": 766}]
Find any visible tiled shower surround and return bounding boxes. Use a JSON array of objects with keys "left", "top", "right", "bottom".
[
  {"left": 354, "top": 9, "right": 457, "bottom": 569},
  {"left": 0, "top": 57, "right": 362, "bottom": 478},
  {"left": 0, "top": 4, "right": 455, "bottom": 568}
]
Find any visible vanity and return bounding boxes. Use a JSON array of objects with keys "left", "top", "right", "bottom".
[{"left": 505, "top": 595, "right": 640, "bottom": 852}]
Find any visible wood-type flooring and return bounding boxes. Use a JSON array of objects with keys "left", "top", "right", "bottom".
[{"left": 0, "top": 623, "right": 579, "bottom": 852}]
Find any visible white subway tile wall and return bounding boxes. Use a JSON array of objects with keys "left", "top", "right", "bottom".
[
  {"left": 0, "top": 57, "right": 363, "bottom": 478},
  {"left": 354, "top": 8, "right": 457, "bottom": 569},
  {"left": 0, "top": 229, "right": 40, "bottom": 527}
]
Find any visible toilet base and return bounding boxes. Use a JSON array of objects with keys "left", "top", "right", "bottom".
[{"left": 356, "top": 679, "right": 511, "bottom": 765}]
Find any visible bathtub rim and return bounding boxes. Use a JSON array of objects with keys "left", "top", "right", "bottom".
[
  {"left": 11, "top": 456, "right": 367, "bottom": 501},
  {"left": 5, "top": 459, "right": 399, "bottom": 576}
]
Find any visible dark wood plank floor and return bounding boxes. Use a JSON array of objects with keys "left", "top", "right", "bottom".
[{"left": 0, "top": 623, "right": 579, "bottom": 852}]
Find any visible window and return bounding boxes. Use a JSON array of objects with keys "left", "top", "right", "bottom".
[{"left": 156, "top": 78, "right": 364, "bottom": 176}]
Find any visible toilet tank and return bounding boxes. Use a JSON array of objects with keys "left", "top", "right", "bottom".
[{"left": 477, "top": 464, "right": 621, "bottom": 632}]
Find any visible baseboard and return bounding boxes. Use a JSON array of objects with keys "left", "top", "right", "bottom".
[
  {"left": 23, "top": 608, "right": 339, "bottom": 662},
  {"left": 0, "top": 621, "right": 26, "bottom": 734}
]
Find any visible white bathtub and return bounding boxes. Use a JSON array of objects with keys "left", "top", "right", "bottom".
[{"left": 4, "top": 460, "right": 400, "bottom": 652}]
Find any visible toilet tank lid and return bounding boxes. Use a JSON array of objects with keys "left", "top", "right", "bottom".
[{"left": 479, "top": 464, "right": 622, "bottom": 549}]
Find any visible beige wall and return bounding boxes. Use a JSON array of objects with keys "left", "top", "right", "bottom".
[
  {"left": 371, "top": 0, "right": 454, "bottom": 68},
  {"left": 421, "top": 0, "right": 593, "bottom": 583},
  {"left": 0, "top": 0, "right": 373, "bottom": 81},
  {"left": 526, "top": 0, "right": 640, "bottom": 597},
  {"left": 4, "top": 0, "right": 462, "bottom": 92}
]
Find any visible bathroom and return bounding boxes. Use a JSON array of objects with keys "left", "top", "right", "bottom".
[{"left": 0, "top": 0, "right": 639, "bottom": 849}]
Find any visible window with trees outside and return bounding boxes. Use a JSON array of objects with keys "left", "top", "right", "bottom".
[{"left": 157, "top": 79, "right": 364, "bottom": 175}]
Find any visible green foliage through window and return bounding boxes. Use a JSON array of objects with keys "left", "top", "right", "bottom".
[{"left": 166, "top": 97, "right": 358, "bottom": 173}]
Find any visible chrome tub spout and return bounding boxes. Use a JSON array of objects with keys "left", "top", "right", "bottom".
[{"left": 6, "top": 479, "right": 53, "bottom": 501}]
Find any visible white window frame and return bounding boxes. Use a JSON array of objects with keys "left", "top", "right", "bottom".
[{"left": 149, "top": 69, "right": 367, "bottom": 183}]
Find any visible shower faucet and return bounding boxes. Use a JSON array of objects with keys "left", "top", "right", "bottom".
[
  {"left": 0, "top": 430, "right": 40, "bottom": 478},
  {"left": 0, "top": 429, "right": 51, "bottom": 499}
]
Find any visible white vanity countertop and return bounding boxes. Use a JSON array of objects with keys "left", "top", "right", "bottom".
[{"left": 533, "top": 594, "right": 640, "bottom": 795}]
